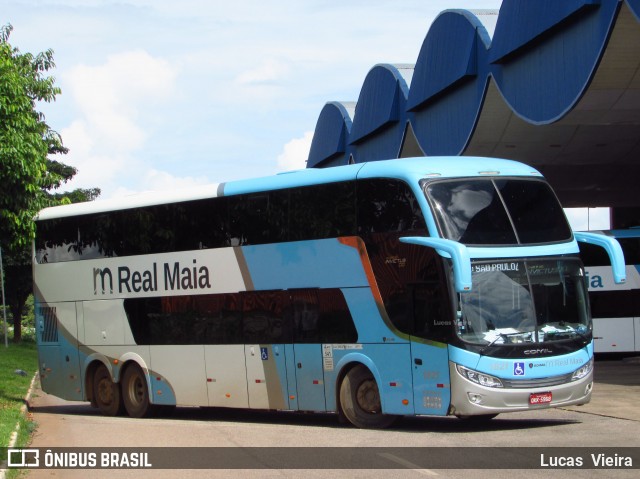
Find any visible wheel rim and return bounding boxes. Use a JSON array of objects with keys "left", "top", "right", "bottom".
[
  {"left": 97, "top": 378, "right": 114, "bottom": 405},
  {"left": 127, "top": 375, "right": 145, "bottom": 406},
  {"left": 356, "top": 378, "right": 381, "bottom": 414}
]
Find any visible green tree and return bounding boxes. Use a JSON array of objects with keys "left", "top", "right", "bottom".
[
  {"left": 1, "top": 24, "right": 63, "bottom": 249},
  {"left": 0, "top": 24, "right": 100, "bottom": 342}
]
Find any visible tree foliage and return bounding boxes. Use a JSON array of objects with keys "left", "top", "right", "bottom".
[
  {"left": 0, "top": 23, "right": 73, "bottom": 251},
  {"left": 0, "top": 24, "right": 101, "bottom": 342}
]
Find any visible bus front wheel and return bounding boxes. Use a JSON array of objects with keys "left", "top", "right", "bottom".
[
  {"left": 122, "top": 364, "right": 152, "bottom": 418},
  {"left": 93, "top": 364, "right": 123, "bottom": 416},
  {"left": 339, "top": 365, "right": 397, "bottom": 429}
]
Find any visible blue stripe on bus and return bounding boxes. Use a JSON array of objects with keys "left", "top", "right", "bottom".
[
  {"left": 450, "top": 344, "right": 592, "bottom": 379},
  {"left": 240, "top": 239, "right": 370, "bottom": 290}
]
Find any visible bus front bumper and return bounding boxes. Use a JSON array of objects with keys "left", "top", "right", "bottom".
[{"left": 448, "top": 361, "right": 593, "bottom": 417}]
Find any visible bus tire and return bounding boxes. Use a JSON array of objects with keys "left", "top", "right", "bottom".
[
  {"left": 93, "top": 364, "right": 123, "bottom": 416},
  {"left": 121, "top": 364, "right": 152, "bottom": 418},
  {"left": 339, "top": 365, "right": 398, "bottom": 429}
]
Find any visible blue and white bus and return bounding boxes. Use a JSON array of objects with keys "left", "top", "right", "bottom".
[
  {"left": 33, "top": 157, "right": 625, "bottom": 428},
  {"left": 579, "top": 229, "right": 640, "bottom": 354}
]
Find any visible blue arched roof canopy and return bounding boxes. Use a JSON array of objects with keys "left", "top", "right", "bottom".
[
  {"left": 490, "top": 0, "right": 621, "bottom": 123},
  {"left": 307, "top": 0, "right": 640, "bottom": 208},
  {"left": 307, "top": 101, "right": 354, "bottom": 168},
  {"left": 407, "top": 9, "right": 492, "bottom": 156},
  {"left": 349, "top": 64, "right": 412, "bottom": 163}
]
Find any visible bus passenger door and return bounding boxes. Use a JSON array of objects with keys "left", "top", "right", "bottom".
[
  {"left": 241, "top": 291, "right": 293, "bottom": 410},
  {"left": 245, "top": 344, "right": 291, "bottom": 409},
  {"left": 292, "top": 344, "right": 326, "bottom": 412},
  {"left": 409, "top": 283, "right": 451, "bottom": 416},
  {"left": 410, "top": 342, "right": 450, "bottom": 415}
]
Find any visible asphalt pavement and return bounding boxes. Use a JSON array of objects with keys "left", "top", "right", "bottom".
[
  {"left": 562, "top": 355, "right": 640, "bottom": 421},
  {"left": 4, "top": 355, "right": 638, "bottom": 479}
]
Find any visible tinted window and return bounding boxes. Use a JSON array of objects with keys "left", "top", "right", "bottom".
[
  {"left": 579, "top": 241, "right": 611, "bottom": 267},
  {"left": 176, "top": 198, "right": 230, "bottom": 250},
  {"left": 124, "top": 288, "right": 357, "bottom": 345},
  {"left": 291, "top": 289, "right": 358, "bottom": 343},
  {"left": 619, "top": 237, "right": 640, "bottom": 265},
  {"left": 228, "top": 191, "right": 288, "bottom": 246},
  {"left": 39, "top": 178, "right": 430, "bottom": 262},
  {"left": 364, "top": 234, "right": 452, "bottom": 341},
  {"left": 496, "top": 179, "right": 572, "bottom": 243},
  {"left": 425, "top": 178, "right": 571, "bottom": 245},
  {"left": 242, "top": 291, "right": 290, "bottom": 343},
  {"left": 580, "top": 236, "right": 640, "bottom": 267},
  {"left": 290, "top": 182, "right": 356, "bottom": 240},
  {"left": 36, "top": 198, "right": 232, "bottom": 262},
  {"left": 589, "top": 291, "right": 638, "bottom": 318},
  {"left": 357, "top": 179, "right": 426, "bottom": 234},
  {"left": 426, "top": 179, "right": 515, "bottom": 245}
]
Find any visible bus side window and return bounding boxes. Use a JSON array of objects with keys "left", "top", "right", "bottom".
[
  {"left": 290, "top": 182, "right": 356, "bottom": 241},
  {"left": 241, "top": 291, "right": 291, "bottom": 343},
  {"left": 228, "top": 192, "right": 288, "bottom": 246},
  {"left": 619, "top": 238, "right": 640, "bottom": 265},
  {"left": 411, "top": 283, "right": 451, "bottom": 343},
  {"left": 357, "top": 178, "right": 426, "bottom": 234},
  {"left": 290, "top": 289, "right": 358, "bottom": 343},
  {"left": 578, "top": 241, "right": 611, "bottom": 266},
  {"left": 177, "top": 197, "right": 231, "bottom": 250}
]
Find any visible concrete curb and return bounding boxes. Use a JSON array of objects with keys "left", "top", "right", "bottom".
[{"left": 0, "top": 371, "right": 38, "bottom": 479}]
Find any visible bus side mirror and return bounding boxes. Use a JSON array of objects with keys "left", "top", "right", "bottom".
[
  {"left": 575, "top": 232, "right": 626, "bottom": 284},
  {"left": 399, "top": 236, "right": 472, "bottom": 293}
]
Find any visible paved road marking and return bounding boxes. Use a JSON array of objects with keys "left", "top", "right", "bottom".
[{"left": 377, "top": 452, "right": 439, "bottom": 476}]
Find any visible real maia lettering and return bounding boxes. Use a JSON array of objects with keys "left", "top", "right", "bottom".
[{"left": 93, "top": 260, "right": 211, "bottom": 295}]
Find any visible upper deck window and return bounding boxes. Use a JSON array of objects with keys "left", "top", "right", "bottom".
[{"left": 424, "top": 178, "right": 572, "bottom": 246}]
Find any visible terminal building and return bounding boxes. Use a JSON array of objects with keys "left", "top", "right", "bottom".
[{"left": 306, "top": 0, "right": 640, "bottom": 228}]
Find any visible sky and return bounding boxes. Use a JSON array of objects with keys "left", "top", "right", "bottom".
[{"left": 2, "top": 0, "right": 608, "bottom": 230}]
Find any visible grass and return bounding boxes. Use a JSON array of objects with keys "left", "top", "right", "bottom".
[{"left": 0, "top": 339, "right": 38, "bottom": 473}]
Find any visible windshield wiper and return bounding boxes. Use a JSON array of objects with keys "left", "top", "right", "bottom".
[
  {"left": 543, "top": 326, "right": 589, "bottom": 342},
  {"left": 480, "top": 332, "right": 528, "bottom": 353}
]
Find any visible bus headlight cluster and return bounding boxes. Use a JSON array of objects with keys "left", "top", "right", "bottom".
[
  {"left": 571, "top": 358, "right": 594, "bottom": 381},
  {"left": 456, "top": 365, "right": 503, "bottom": 388}
]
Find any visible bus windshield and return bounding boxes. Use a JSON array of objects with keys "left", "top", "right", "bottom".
[
  {"left": 455, "top": 258, "right": 590, "bottom": 345},
  {"left": 425, "top": 178, "right": 572, "bottom": 245}
]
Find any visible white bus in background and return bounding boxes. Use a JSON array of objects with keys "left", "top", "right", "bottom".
[{"left": 579, "top": 229, "right": 640, "bottom": 354}]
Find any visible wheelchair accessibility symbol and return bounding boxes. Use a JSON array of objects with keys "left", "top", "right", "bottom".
[
  {"left": 513, "top": 362, "right": 525, "bottom": 376},
  {"left": 260, "top": 347, "right": 268, "bottom": 360}
]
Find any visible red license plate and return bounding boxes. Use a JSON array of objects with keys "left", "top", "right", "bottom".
[{"left": 530, "top": 392, "right": 552, "bottom": 405}]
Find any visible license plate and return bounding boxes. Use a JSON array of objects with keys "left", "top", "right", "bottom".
[{"left": 530, "top": 392, "right": 552, "bottom": 405}]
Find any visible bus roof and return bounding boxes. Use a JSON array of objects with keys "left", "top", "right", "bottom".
[{"left": 36, "top": 156, "right": 542, "bottom": 221}]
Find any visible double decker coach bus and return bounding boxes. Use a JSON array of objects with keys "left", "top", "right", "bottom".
[
  {"left": 33, "top": 157, "right": 625, "bottom": 428},
  {"left": 579, "top": 229, "right": 640, "bottom": 354}
]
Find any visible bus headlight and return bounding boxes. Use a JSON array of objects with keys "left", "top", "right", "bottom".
[
  {"left": 571, "top": 358, "right": 594, "bottom": 381},
  {"left": 456, "top": 365, "right": 503, "bottom": 388}
]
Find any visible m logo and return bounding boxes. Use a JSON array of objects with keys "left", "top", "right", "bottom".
[{"left": 93, "top": 268, "right": 113, "bottom": 295}]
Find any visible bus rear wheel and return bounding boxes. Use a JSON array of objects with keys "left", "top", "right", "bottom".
[
  {"left": 339, "top": 365, "right": 397, "bottom": 429},
  {"left": 122, "top": 364, "right": 152, "bottom": 418},
  {"left": 93, "top": 364, "right": 123, "bottom": 416}
]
